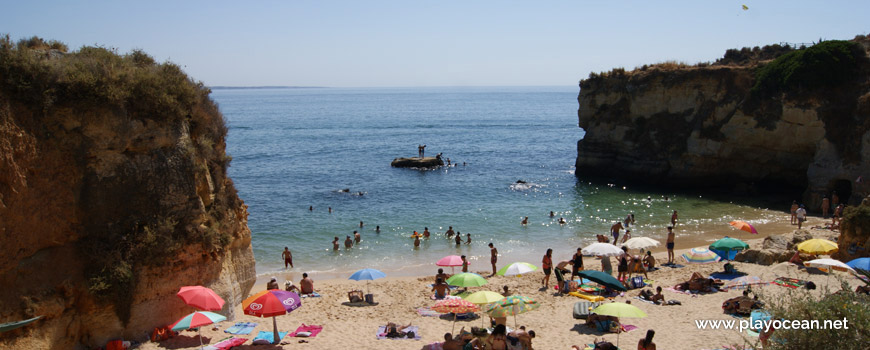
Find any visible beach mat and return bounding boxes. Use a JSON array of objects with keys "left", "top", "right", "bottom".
[
  {"left": 710, "top": 272, "right": 746, "bottom": 280},
  {"left": 661, "top": 263, "right": 685, "bottom": 268},
  {"left": 773, "top": 277, "right": 807, "bottom": 288},
  {"left": 252, "top": 331, "right": 287, "bottom": 344},
  {"left": 203, "top": 337, "right": 247, "bottom": 350},
  {"left": 224, "top": 322, "right": 257, "bottom": 335},
  {"left": 301, "top": 292, "right": 321, "bottom": 298},
  {"left": 289, "top": 324, "right": 322, "bottom": 337},
  {"left": 376, "top": 325, "right": 421, "bottom": 340}
]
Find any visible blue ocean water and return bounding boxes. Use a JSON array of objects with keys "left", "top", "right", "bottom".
[{"left": 212, "top": 86, "right": 779, "bottom": 278}]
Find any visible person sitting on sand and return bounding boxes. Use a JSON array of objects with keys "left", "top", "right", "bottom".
[
  {"left": 644, "top": 251, "right": 656, "bottom": 271},
  {"left": 507, "top": 326, "right": 535, "bottom": 350},
  {"left": 446, "top": 226, "right": 455, "bottom": 237},
  {"left": 486, "top": 324, "right": 508, "bottom": 350},
  {"left": 284, "top": 281, "right": 299, "bottom": 293},
  {"left": 344, "top": 235, "right": 353, "bottom": 248},
  {"left": 441, "top": 332, "right": 463, "bottom": 350},
  {"left": 638, "top": 329, "right": 656, "bottom": 350},
  {"left": 789, "top": 250, "right": 803, "bottom": 266},
  {"left": 432, "top": 278, "right": 450, "bottom": 299},
  {"left": 266, "top": 277, "right": 279, "bottom": 290},
  {"left": 502, "top": 285, "right": 512, "bottom": 297},
  {"left": 631, "top": 255, "right": 648, "bottom": 279},
  {"left": 650, "top": 286, "right": 664, "bottom": 304},
  {"left": 300, "top": 273, "right": 314, "bottom": 294}
]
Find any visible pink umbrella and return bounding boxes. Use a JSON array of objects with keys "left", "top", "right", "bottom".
[{"left": 436, "top": 255, "right": 468, "bottom": 274}]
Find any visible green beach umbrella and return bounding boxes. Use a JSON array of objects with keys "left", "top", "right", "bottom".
[
  {"left": 485, "top": 295, "right": 540, "bottom": 328},
  {"left": 709, "top": 237, "right": 749, "bottom": 251},
  {"left": 591, "top": 302, "right": 647, "bottom": 347},
  {"left": 446, "top": 273, "right": 488, "bottom": 287},
  {"left": 497, "top": 262, "right": 538, "bottom": 276}
]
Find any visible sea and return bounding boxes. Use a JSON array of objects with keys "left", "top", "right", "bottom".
[{"left": 210, "top": 86, "right": 784, "bottom": 280}]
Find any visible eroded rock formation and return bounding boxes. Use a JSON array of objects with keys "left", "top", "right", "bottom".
[
  {"left": 576, "top": 37, "right": 870, "bottom": 210},
  {"left": 391, "top": 156, "right": 444, "bottom": 168},
  {"left": 0, "top": 39, "right": 255, "bottom": 349}
]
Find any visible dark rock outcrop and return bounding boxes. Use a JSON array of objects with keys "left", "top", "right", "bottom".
[
  {"left": 391, "top": 157, "right": 444, "bottom": 168},
  {"left": 0, "top": 40, "right": 255, "bottom": 349},
  {"left": 575, "top": 36, "right": 870, "bottom": 210},
  {"left": 833, "top": 195, "right": 870, "bottom": 261}
]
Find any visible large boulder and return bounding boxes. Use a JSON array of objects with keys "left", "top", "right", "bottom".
[
  {"left": 762, "top": 235, "right": 790, "bottom": 250},
  {"left": 391, "top": 157, "right": 444, "bottom": 168},
  {"left": 791, "top": 230, "right": 814, "bottom": 249},
  {"left": 735, "top": 249, "right": 794, "bottom": 265}
]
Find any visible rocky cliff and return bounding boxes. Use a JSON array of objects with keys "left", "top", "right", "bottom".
[
  {"left": 0, "top": 38, "right": 256, "bottom": 349},
  {"left": 576, "top": 37, "right": 870, "bottom": 210}
]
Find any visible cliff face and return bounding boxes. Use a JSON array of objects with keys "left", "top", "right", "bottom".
[
  {"left": 0, "top": 40, "right": 255, "bottom": 349},
  {"left": 576, "top": 38, "right": 870, "bottom": 210}
]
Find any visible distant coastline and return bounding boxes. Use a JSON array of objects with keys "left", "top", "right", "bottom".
[{"left": 209, "top": 85, "right": 327, "bottom": 90}]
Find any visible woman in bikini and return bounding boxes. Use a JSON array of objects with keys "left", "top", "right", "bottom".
[{"left": 486, "top": 324, "right": 508, "bottom": 350}]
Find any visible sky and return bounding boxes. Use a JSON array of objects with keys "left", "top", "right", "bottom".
[{"left": 2, "top": 1, "right": 868, "bottom": 87}]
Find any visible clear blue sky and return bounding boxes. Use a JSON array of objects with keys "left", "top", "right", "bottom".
[{"left": 2, "top": 1, "right": 868, "bottom": 87}]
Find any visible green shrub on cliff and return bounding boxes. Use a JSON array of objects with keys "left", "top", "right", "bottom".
[{"left": 751, "top": 40, "right": 864, "bottom": 97}]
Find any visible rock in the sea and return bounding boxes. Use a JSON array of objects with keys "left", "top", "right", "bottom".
[{"left": 391, "top": 156, "right": 444, "bottom": 168}]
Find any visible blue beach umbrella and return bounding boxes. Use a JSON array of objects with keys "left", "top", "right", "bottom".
[
  {"left": 846, "top": 257, "right": 870, "bottom": 272},
  {"left": 348, "top": 268, "right": 386, "bottom": 295}
]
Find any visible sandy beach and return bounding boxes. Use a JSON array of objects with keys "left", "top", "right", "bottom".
[{"left": 139, "top": 216, "right": 862, "bottom": 350}]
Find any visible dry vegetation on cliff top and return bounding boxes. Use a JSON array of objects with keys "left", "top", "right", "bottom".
[{"left": 1, "top": 35, "right": 239, "bottom": 320}]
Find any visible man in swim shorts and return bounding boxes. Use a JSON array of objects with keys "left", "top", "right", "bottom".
[
  {"left": 610, "top": 222, "right": 623, "bottom": 245},
  {"left": 571, "top": 248, "right": 584, "bottom": 279},
  {"left": 282, "top": 247, "right": 293, "bottom": 269},
  {"left": 446, "top": 226, "right": 455, "bottom": 237},
  {"left": 666, "top": 226, "right": 675, "bottom": 264},
  {"left": 489, "top": 243, "right": 498, "bottom": 276}
]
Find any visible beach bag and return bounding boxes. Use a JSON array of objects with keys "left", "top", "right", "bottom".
[{"left": 630, "top": 276, "right": 645, "bottom": 289}]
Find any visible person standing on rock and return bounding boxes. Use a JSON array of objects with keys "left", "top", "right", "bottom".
[
  {"left": 418, "top": 145, "right": 423, "bottom": 158},
  {"left": 421, "top": 144, "right": 426, "bottom": 158},
  {"left": 282, "top": 247, "right": 293, "bottom": 269},
  {"left": 796, "top": 204, "right": 807, "bottom": 229},
  {"left": 790, "top": 200, "right": 798, "bottom": 225},
  {"left": 666, "top": 226, "right": 675, "bottom": 264},
  {"left": 821, "top": 196, "right": 830, "bottom": 218}
]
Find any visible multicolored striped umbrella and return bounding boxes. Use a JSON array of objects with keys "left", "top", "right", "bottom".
[
  {"left": 682, "top": 248, "right": 721, "bottom": 264},
  {"left": 168, "top": 311, "right": 226, "bottom": 349},
  {"left": 432, "top": 298, "right": 480, "bottom": 333},
  {"left": 243, "top": 290, "right": 302, "bottom": 344},
  {"left": 497, "top": 262, "right": 538, "bottom": 276},
  {"left": 485, "top": 295, "right": 540, "bottom": 328}
]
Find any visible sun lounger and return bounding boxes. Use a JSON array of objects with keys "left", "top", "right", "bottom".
[
  {"left": 252, "top": 331, "right": 287, "bottom": 345},
  {"left": 289, "top": 324, "right": 322, "bottom": 337},
  {"left": 573, "top": 300, "right": 601, "bottom": 319},
  {"left": 223, "top": 322, "right": 257, "bottom": 335}
]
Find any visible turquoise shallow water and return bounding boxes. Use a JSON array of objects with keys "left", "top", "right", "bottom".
[{"left": 212, "top": 86, "right": 781, "bottom": 279}]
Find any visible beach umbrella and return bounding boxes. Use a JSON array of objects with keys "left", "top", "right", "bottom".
[
  {"left": 577, "top": 270, "right": 627, "bottom": 291},
  {"left": 804, "top": 258, "right": 855, "bottom": 273},
  {"left": 797, "top": 239, "right": 838, "bottom": 255},
  {"left": 497, "top": 262, "right": 538, "bottom": 277},
  {"left": 436, "top": 255, "right": 466, "bottom": 274},
  {"left": 432, "top": 298, "right": 480, "bottom": 334},
  {"left": 709, "top": 237, "right": 749, "bottom": 260},
  {"left": 168, "top": 311, "right": 227, "bottom": 349},
  {"left": 463, "top": 290, "right": 506, "bottom": 327},
  {"left": 622, "top": 237, "right": 660, "bottom": 251},
  {"left": 729, "top": 220, "right": 758, "bottom": 234},
  {"left": 485, "top": 295, "right": 540, "bottom": 328},
  {"left": 446, "top": 273, "right": 488, "bottom": 288},
  {"left": 846, "top": 257, "right": 870, "bottom": 272},
  {"left": 682, "top": 248, "right": 721, "bottom": 264},
  {"left": 591, "top": 302, "right": 647, "bottom": 347},
  {"left": 722, "top": 276, "right": 764, "bottom": 290},
  {"left": 582, "top": 243, "right": 624, "bottom": 257},
  {"left": 242, "top": 290, "right": 301, "bottom": 344},
  {"left": 349, "top": 268, "right": 386, "bottom": 295},
  {"left": 177, "top": 286, "right": 225, "bottom": 311}
]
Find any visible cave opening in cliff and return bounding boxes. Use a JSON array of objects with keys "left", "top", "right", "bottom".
[{"left": 833, "top": 179, "right": 853, "bottom": 205}]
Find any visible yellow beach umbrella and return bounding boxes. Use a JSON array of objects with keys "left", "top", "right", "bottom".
[
  {"left": 463, "top": 290, "right": 505, "bottom": 327},
  {"left": 796, "top": 239, "right": 838, "bottom": 255}
]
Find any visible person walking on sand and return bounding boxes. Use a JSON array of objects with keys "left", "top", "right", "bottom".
[
  {"left": 489, "top": 243, "right": 498, "bottom": 276},
  {"left": 282, "top": 247, "right": 293, "bottom": 269},
  {"left": 332, "top": 237, "right": 339, "bottom": 250},
  {"left": 571, "top": 248, "right": 584, "bottom": 279},
  {"left": 796, "top": 204, "right": 807, "bottom": 229},
  {"left": 461, "top": 255, "right": 469, "bottom": 273},
  {"left": 666, "top": 226, "right": 675, "bottom": 264},
  {"left": 344, "top": 235, "right": 353, "bottom": 249},
  {"left": 821, "top": 196, "right": 830, "bottom": 218},
  {"left": 671, "top": 210, "right": 678, "bottom": 227},
  {"left": 790, "top": 200, "right": 798, "bottom": 225},
  {"left": 610, "top": 222, "right": 624, "bottom": 245},
  {"left": 541, "top": 248, "right": 553, "bottom": 287}
]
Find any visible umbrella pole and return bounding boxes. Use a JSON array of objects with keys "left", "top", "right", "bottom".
[
  {"left": 452, "top": 313, "right": 457, "bottom": 335},
  {"left": 273, "top": 316, "right": 279, "bottom": 344},
  {"left": 199, "top": 327, "right": 204, "bottom": 350}
]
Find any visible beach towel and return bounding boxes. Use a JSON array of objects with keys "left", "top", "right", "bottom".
[
  {"left": 417, "top": 307, "right": 441, "bottom": 317},
  {"left": 633, "top": 296, "right": 656, "bottom": 305},
  {"left": 203, "top": 337, "right": 247, "bottom": 350},
  {"left": 661, "top": 262, "right": 685, "bottom": 268},
  {"left": 289, "top": 324, "right": 322, "bottom": 338},
  {"left": 772, "top": 277, "right": 807, "bottom": 288},
  {"left": 423, "top": 342, "right": 445, "bottom": 350},
  {"left": 710, "top": 272, "right": 745, "bottom": 280},
  {"left": 252, "top": 331, "right": 287, "bottom": 344},
  {"left": 224, "top": 322, "right": 257, "bottom": 335},
  {"left": 376, "top": 325, "right": 421, "bottom": 340},
  {"left": 301, "top": 292, "right": 321, "bottom": 298},
  {"left": 621, "top": 324, "right": 638, "bottom": 332}
]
